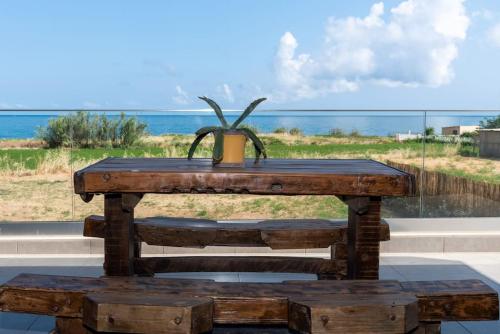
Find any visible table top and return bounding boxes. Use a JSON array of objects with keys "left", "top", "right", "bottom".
[{"left": 74, "top": 158, "right": 415, "bottom": 196}]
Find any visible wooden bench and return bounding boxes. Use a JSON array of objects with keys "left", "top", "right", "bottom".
[
  {"left": 1, "top": 274, "right": 497, "bottom": 333},
  {"left": 84, "top": 215, "right": 390, "bottom": 279}
]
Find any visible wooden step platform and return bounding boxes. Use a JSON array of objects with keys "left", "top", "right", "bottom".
[
  {"left": 84, "top": 293, "right": 213, "bottom": 334},
  {"left": 84, "top": 216, "right": 390, "bottom": 249},
  {"left": 1, "top": 274, "right": 498, "bottom": 333}
]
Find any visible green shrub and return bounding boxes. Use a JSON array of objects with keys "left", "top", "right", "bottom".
[
  {"left": 349, "top": 129, "right": 361, "bottom": 137},
  {"left": 273, "top": 127, "right": 288, "bottom": 134},
  {"left": 328, "top": 128, "right": 345, "bottom": 137},
  {"left": 238, "top": 124, "right": 259, "bottom": 134},
  {"left": 36, "top": 111, "right": 147, "bottom": 148},
  {"left": 289, "top": 127, "right": 303, "bottom": 136}
]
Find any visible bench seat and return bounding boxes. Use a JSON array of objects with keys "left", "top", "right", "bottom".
[
  {"left": 84, "top": 215, "right": 390, "bottom": 249},
  {"left": 1, "top": 274, "right": 497, "bottom": 333}
]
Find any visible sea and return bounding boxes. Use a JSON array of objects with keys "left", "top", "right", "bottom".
[{"left": 0, "top": 111, "right": 497, "bottom": 139}]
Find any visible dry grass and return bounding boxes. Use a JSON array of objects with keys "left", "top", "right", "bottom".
[{"left": 1, "top": 135, "right": 499, "bottom": 221}]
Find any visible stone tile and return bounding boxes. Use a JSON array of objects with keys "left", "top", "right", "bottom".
[
  {"left": 444, "top": 236, "right": 500, "bottom": 252},
  {"left": 0, "top": 312, "right": 37, "bottom": 331},
  {"left": 379, "top": 265, "right": 406, "bottom": 281},
  {"left": 305, "top": 247, "right": 330, "bottom": 255},
  {"left": 159, "top": 272, "right": 239, "bottom": 282},
  {"left": 28, "top": 315, "right": 54, "bottom": 332},
  {"left": 380, "top": 236, "right": 444, "bottom": 253},
  {"left": 17, "top": 239, "right": 90, "bottom": 255},
  {"left": 459, "top": 320, "right": 500, "bottom": 334},
  {"left": 165, "top": 246, "right": 236, "bottom": 254},
  {"left": 233, "top": 247, "right": 306, "bottom": 255},
  {"left": 239, "top": 272, "right": 316, "bottom": 283},
  {"left": 140, "top": 243, "right": 164, "bottom": 255},
  {"left": 0, "top": 240, "right": 17, "bottom": 254},
  {"left": 441, "top": 321, "right": 471, "bottom": 334}
]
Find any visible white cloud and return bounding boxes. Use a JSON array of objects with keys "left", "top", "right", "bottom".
[
  {"left": 172, "top": 85, "right": 190, "bottom": 105},
  {"left": 273, "top": 0, "right": 470, "bottom": 101},
  {"left": 488, "top": 23, "right": 500, "bottom": 47},
  {"left": 217, "top": 83, "right": 235, "bottom": 102}
]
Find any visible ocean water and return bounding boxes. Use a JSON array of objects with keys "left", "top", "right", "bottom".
[{"left": 0, "top": 112, "right": 495, "bottom": 139}]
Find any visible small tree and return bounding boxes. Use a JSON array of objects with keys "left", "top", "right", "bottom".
[
  {"left": 480, "top": 115, "right": 500, "bottom": 129},
  {"left": 425, "top": 127, "right": 435, "bottom": 136}
]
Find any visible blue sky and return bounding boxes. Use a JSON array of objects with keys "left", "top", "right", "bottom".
[{"left": 1, "top": 0, "right": 500, "bottom": 110}]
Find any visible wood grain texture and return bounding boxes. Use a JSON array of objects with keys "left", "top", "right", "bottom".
[
  {"left": 134, "top": 256, "right": 339, "bottom": 276},
  {"left": 135, "top": 218, "right": 347, "bottom": 249},
  {"left": 288, "top": 293, "right": 419, "bottom": 334},
  {"left": 104, "top": 194, "right": 137, "bottom": 276},
  {"left": 347, "top": 197, "right": 381, "bottom": 280},
  {"left": 411, "top": 322, "right": 441, "bottom": 334},
  {"left": 74, "top": 158, "right": 416, "bottom": 196},
  {"left": 401, "top": 280, "right": 499, "bottom": 321},
  {"left": 1, "top": 274, "right": 497, "bottom": 325},
  {"left": 84, "top": 215, "right": 389, "bottom": 245},
  {"left": 83, "top": 292, "right": 213, "bottom": 334},
  {"left": 83, "top": 215, "right": 106, "bottom": 238},
  {"left": 54, "top": 317, "right": 95, "bottom": 334}
]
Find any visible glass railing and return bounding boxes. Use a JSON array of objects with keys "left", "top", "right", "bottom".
[{"left": 0, "top": 109, "right": 499, "bottom": 222}]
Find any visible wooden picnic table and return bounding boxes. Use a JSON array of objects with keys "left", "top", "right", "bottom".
[{"left": 74, "top": 158, "right": 416, "bottom": 279}]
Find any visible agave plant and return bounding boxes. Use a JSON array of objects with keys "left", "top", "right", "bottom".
[{"left": 188, "top": 96, "right": 267, "bottom": 163}]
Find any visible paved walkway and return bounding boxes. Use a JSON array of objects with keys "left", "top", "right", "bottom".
[{"left": 0, "top": 253, "right": 499, "bottom": 333}]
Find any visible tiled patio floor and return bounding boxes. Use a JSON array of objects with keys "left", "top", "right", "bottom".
[{"left": 0, "top": 253, "right": 499, "bottom": 333}]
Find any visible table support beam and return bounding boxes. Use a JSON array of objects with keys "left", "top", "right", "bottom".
[
  {"left": 346, "top": 196, "right": 381, "bottom": 280},
  {"left": 104, "top": 193, "right": 142, "bottom": 276}
]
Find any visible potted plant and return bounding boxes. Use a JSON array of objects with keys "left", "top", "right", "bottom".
[{"left": 188, "top": 96, "right": 267, "bottom": 166}]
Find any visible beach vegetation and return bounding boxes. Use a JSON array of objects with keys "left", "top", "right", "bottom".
[
  {"left": 36, "top": 111, "right": 147, "bottom": 148},
  {"left": 288, "top": 127, "right": 303, "bottom": 136}
]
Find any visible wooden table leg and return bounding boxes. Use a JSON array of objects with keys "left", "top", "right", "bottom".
[
  {"left": 345, "top": 196, "right": 381, "bottom": 280},
  {"left": 411, "top": 321, "right": 441, "bottom": 333},
  {"left": 104, "top": 193, "right": 142, "bottom": 276}
]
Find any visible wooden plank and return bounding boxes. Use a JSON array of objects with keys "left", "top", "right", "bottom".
[
  {"left": 214, "top": 297, "right": 288, "bottom": 325},
  {"left": 86, "top": 216, "right": 389, "bottom": 245},
  {"left": 83, "top": 215, "right": 105, "bottom": 238},
  {"left": 134, "top": 256, "right": 339, "bottom": 276},
  {"left": 288, "top": 293, "right": 419, "bottom": 334},
  {"left": 401, "top": 280, "right": 500, "bottom": 321},
  {"left": 2, "top": 274, "right": 497, "bottom": 324},
  {"left": 135, "top": 218, "right": 347, "bottom": 249},
  {"left": 347, "top": 197, "right": 381, "bottom": 280},
  {"left": 73, "top": 158, "right": 416, "bottom": 197},
  {"left": 83, "top": 292, "right": 213, "bottom": 334}
]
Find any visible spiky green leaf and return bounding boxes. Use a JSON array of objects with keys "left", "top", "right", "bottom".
[
  {"left": 198, "top": 96, "right": 229, "bottom": 128},
  {"left": 231, "top": 97, "right": 267, "bottom": 129},
  {"left": 187, "top": 132, "right": 212, "bottom": 160},
  {"left": 195, "top": 126, "right": 220, "bottom": 136},
  {"left": 240, "top": 128, "right": 267, "bottom": 162},
  {"left": 213, "top": 129, "right": 224, "bottom": 163}
]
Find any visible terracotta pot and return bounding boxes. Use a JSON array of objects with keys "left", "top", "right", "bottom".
[{"left": 218, "top": 132, "right": 247, "bottom": 165}]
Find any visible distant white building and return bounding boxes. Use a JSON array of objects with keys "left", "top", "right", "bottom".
[{"left": 441, "top": 125, "right": 479, "bottom": 136}]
